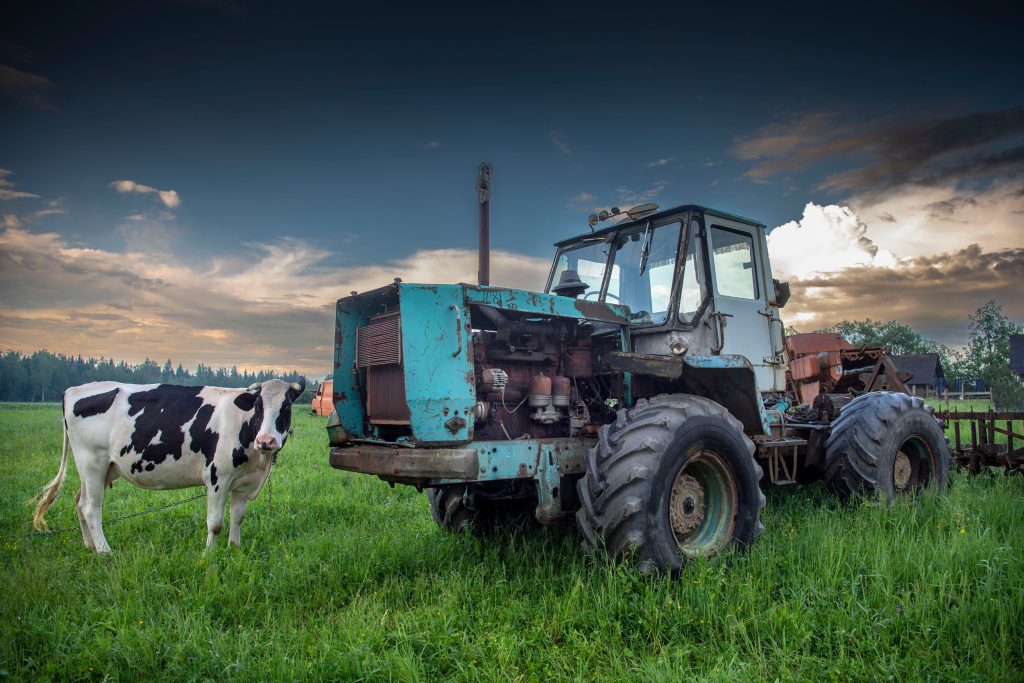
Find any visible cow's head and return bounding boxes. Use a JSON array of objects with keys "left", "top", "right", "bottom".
[{"left": 236, "top": 377, "right": 305, "bottom": 453}]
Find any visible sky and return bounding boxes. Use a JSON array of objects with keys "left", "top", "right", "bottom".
[{"left": 1, "top": 1, "right": 1022, "bottom": 376}]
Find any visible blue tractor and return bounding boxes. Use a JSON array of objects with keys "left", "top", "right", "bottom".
[{"left": 327, "top": 198, "right": 950, "bottom": 575}]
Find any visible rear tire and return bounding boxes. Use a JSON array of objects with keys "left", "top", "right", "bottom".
[
  {"left": 576, "top": 394, "right": 766, "bottom": 576},
  {"left": 824, "top": 391, "right": 950, "bottom": 500}
]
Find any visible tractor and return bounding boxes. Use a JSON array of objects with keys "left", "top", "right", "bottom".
[{"left": 326, "top": 192, "right": 950, "bottom": 575}]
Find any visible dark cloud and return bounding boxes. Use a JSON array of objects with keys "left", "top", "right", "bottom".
[
  {"left": 782, "top": 245, "right": 1024, "bottom": 343},
  {"left": 735, "top": 107, "right": 1024, "bottom": 194},
  {"left": 878, "top": 211, "right": 897, "bottom": 222},
  {"left": 0, "top": 64, "right": 56, "bottom": 111},
  {"left": 923, "top": 196, "right": 978, "bottom": 220}
]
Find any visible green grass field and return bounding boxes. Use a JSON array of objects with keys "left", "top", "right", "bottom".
[{"left": 2, "top": 404, "right": 1022, "bottom": 681}]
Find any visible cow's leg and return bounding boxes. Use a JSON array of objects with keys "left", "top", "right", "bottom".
[
  {"left": 78, "top": 466, "right": 111, "bottom": 553},
  {"left": 205, "top": 487, "right": 227, "bottom": 550},
  {"left": 75, "top": 490, "right": 95, "bottom": 551},
  {"left": 228, "top": 491, "right": 248, "bottom": 548}
]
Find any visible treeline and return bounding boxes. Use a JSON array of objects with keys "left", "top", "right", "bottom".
[{"left": 0, "top": 351, "right": 320, "bottom": 403}]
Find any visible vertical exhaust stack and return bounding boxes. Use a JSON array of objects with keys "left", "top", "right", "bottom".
[{"left": 476, "top": 162, "right": 492, "bottom": 286}]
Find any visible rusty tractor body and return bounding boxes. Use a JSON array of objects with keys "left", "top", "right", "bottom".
[{"left": 327, "top": 202, "right": 956, "bottom": 574}]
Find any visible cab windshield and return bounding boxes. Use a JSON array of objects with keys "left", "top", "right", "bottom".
[
  {"left": 550, "top": 239, "right": 611, "bottom": 299},
  {"left": 606, "top": 221, "right": 681, "bottom": 325}
]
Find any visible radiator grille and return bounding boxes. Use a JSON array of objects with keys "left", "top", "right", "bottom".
[
  {"left": 357, "top": 311, "right": 410, "bottom": 424},
  {"left": 366, "top": 365, "right": 410, "bottom": 424},
  {"left": 356, "top": 311, "right": 402, "bottom": 367}
]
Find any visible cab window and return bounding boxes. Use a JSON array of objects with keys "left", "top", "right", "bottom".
[
  {"left": 710, "top": 227, "right": 757, "bottom": 300},
  {"left": 678, "top": 219, "right": 707, "bottom": 323},
  {"left": 550, "top": 240, "right": 610, "bottom": 298}
]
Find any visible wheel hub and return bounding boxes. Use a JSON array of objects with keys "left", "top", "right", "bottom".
[
  {"left": 893, "top": 451, "right": 912, "bottom": 490},
  {"left": 670, "top": 473, "right": 705, "bottom": 538}
]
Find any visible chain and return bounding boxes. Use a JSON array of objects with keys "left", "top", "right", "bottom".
[{"left": 24, "top": 491, "right": 206, "bottom": 537}]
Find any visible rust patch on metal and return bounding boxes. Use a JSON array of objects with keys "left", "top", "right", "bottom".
[{"left": 573, "top": 298, "right": 628, "bottom": 324}]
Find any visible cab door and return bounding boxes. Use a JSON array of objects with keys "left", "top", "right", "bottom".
[{"left": 704, "top": 218, "right": 784, "bottom": 392}]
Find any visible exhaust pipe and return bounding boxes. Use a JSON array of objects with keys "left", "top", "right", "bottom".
[{"left": 476, "top": 162, "right": 492, "bottom": 286}]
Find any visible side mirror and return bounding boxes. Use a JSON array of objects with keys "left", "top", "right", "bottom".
[{"left": 773, "top": 279, "right": 791, "bottom": 308}]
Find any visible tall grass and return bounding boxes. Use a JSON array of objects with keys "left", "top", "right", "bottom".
[{"left": 2, "top": 405, "right": 1022, "bottom": 681}]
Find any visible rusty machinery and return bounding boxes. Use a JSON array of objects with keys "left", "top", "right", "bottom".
[{"left": 326, "top": 167, "right": 961, "bottom": 576}]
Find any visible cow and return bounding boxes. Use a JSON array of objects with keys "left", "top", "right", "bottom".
[{"left": 32, "top": 377, "right": 305, "bottom": 553}]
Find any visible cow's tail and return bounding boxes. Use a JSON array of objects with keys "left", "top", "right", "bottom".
[{"left": 32, "top": 397, "right": 70, "bottom": 532}]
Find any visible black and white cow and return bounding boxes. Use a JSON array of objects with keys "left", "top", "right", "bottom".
[{"left": 33, "top": 378, "right": 304, "bottom": 552}]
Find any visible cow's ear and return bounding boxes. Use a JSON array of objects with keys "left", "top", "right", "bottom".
[
  {"left": 287, "top": 377, "right": 306, "bottom": 402},
  {"left": 234, "top": 389, "right": 260, "bottom": 411}
]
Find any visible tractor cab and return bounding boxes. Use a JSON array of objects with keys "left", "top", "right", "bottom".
[{"left": 545, "top": 204, "right": 789, "bottom": 393}]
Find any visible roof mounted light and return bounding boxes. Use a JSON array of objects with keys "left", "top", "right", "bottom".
[{"left": 588, "top": 203, "right": 658, "bottom": 230}]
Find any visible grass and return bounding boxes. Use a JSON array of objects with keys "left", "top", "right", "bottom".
[{"left": 1, "top": 405, "right": 1022, "bottom": 682}]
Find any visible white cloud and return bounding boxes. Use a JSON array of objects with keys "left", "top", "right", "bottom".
[
  {"left": 646, "top": 158, "right": 673, "bottom": 168},
  {"left": 422, "top": 140, "right": 441, "bottom": 149},
  {"left": 158, "top": 189, "right": 181, "bottom": 208},
  {"left": 767, "top": 203, "right": 896, "bottom": 280},
  {"left": 110, "top": 179, "right": 182, "bottom": 209}
]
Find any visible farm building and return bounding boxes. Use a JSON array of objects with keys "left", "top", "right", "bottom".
[
  {"left": 890, "top": 353, "right": 945, "bottom": 396},
  {"left": 1011, "top": 334, "right": 1024, "bottom": 382}
]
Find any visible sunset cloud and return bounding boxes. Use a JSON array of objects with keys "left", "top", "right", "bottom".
[
  {"left": 769, "top": 199, "right": 1024, "bottom": 343},
  {"left": 0, "top": 226, "right": 550, "bottom": 374}
]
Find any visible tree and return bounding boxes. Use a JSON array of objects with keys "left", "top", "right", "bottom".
[
  {"left": 824, "top": 319, "right": 939, "bottom": 356},
  {"left": 965, "top": 301, "right": 1024, "bottom": 410}
]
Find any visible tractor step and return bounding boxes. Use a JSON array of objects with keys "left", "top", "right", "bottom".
[{"left": 756, "top": 438, "right": 807, "bottom": 485}]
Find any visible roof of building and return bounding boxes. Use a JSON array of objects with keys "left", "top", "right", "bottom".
[
  {"left": 890, "top": 353, "right": 944, "bottom": 385},
  {"left": 1011, "top": 334, "right": 1024, "bottom": 375}
]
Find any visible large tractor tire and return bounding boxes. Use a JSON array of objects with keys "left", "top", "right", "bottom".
[
  {"left": 824, "top": 391, "right": 950, "bottom": 500},
  {"left": 576, "top": 394, "right": 766, "bottom": 576}
]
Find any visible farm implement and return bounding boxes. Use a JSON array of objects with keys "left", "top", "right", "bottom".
[
  {"left": 936, "top": 408, "right": 1024, "bottom": 474},
  {"left": 325, "top": 165, "right": 963, "bottom": 575}
]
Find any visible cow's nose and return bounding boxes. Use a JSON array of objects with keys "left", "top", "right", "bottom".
[{"left": 255, "top": 435, "right": 278, "bottom": 450}]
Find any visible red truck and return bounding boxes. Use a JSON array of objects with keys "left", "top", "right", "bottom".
[{"left": 311, "top": 379, "right": 334, "bottom": 416}]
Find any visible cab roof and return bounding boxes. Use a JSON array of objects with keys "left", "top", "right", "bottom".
[{"left": 553, "top": 203, "right": 765, "bottom": 248}]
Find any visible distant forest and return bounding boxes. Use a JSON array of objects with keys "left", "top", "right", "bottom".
[{"left": 0, "top": 350, "right": 320, "bottom": 403}]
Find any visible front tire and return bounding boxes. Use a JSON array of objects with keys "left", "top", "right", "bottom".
[
  {"left": 824, "top": 391, "right": 950, "bottom": 500},
  {"left": 576, "top": 394, "right": 766, "bottom": 576},
  {"left": 428, "top": 483, "right": 536, "bottom": 535}
]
